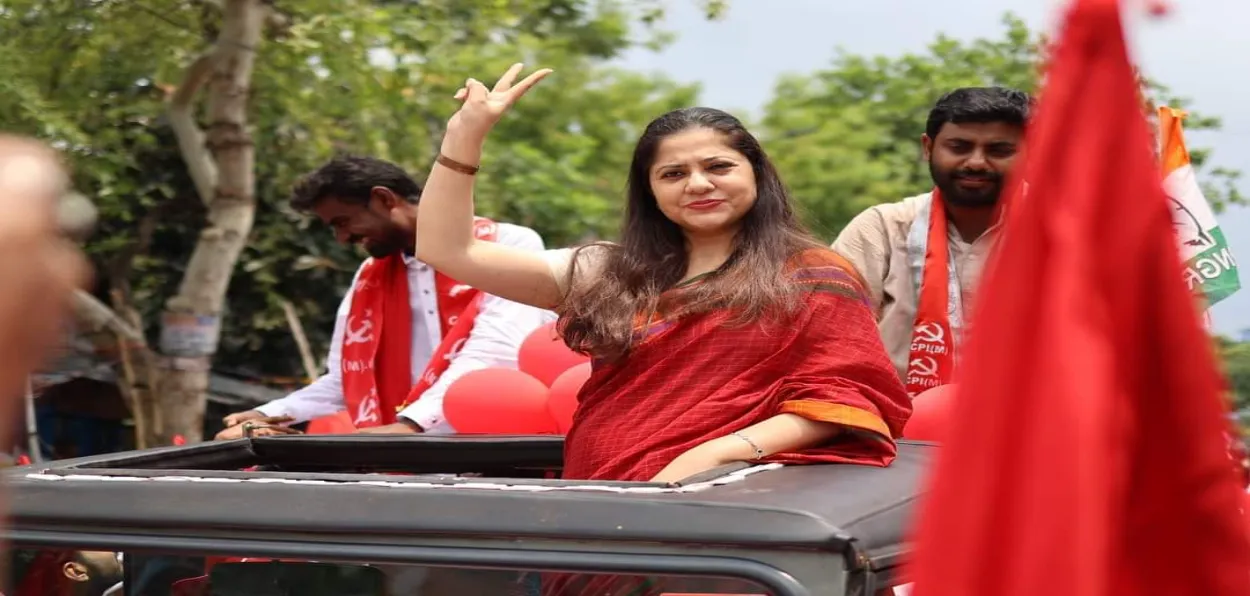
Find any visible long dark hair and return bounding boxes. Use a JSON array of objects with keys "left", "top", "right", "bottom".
[{"left": 557, "top": 107, "right": 824, "bottom": 361}]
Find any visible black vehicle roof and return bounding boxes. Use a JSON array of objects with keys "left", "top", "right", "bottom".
[{"left": 0, "top": 436, "right": 932, "bottom": 572}]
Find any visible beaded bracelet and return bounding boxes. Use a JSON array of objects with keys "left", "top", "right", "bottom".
[{"left": 731, "top": 431, "right": 765, "bottom": 460}]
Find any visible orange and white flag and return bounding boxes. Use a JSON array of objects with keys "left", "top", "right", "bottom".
[{"left": 1158, "top": 106, "right": 1240, "bottom": 307}]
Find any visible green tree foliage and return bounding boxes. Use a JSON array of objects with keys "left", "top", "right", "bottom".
[
  {"left": 0, "top": 0, "right": 707, "bottom": 381},
  {"left": 1217, "top": 337, "right": 1250, "bottom": 413},
  {"left": 760, "top": 13, "right": 1242, "bottom": 239},
  {"left": 2, "top": 3, "right": 1241, "bottom": 398}
]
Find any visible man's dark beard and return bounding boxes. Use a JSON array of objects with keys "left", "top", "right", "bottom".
[
  {"left": 364, "top": 241, "right": 399, "bottom": 258},
  {"left": 930, "top": 160, "right": 1002, "bottom": 208},
  {"left": 354, "top": 230, "right": 408, "bottom": 258}
]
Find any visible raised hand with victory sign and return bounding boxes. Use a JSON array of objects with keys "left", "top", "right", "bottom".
[
  {"left": 415, "top": 63, "right": 567, "bottom": 311},
  {"left": 446, "top": 63, "right": 553, "bottom": 142}
]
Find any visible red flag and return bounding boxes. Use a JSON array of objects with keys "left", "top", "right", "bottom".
[{"left": 908, "top": 0, "right": 1250, "bottom": 594}]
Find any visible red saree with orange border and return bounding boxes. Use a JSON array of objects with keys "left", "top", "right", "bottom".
[
  {"left": 562, "top": 249, "right": 912, "bottom": 483},
  {"left": 543, "top": 250, "right": 912, "bottom": 596}
]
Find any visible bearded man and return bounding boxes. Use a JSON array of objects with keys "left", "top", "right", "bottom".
[
  {"left": 216, "top": 156, "right": 553, "bottom": 438},
  {"left": 832, "top": 87, "right": 1032, "bottom": 394}
]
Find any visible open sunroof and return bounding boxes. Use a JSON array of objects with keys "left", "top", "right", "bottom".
[{"left": 17, "top": 434, "right": 774, "bottom": 493}]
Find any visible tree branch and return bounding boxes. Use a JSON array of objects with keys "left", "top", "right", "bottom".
[
  {"left": 70, "top": 290, "right": 143, "bottom": 343},
  {"left": 168, "top": 49, "right": 225, "bottom": 206},
  {"left": 280, "top": 299, "right": 319, "bottom": 381}
]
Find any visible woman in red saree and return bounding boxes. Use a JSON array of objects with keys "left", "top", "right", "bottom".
[
  {"left": 416, "top": 62, "right": 910, "bottom": 484},
  {"left": 553, "top": 247, "right": 906, "bottom": 483},
  {"left": 415, "top": 65, "right": 910, "bottom": 595}
]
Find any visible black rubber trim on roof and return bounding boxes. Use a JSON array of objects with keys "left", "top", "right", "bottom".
[
  {"left": 32, "top": 466, "right": 664, "bottom": 488},
  {"left": 248, "top": 434, "right": 565, "bottom": 474},
  {"left": 43, "top": 435, "right": 570, "bottom": 476},
  {"left": 64, "top": 440, "right": 254, "bottom": 471},
  {"left": 8, "top": 529, "right": 815, "bottom": 596}
]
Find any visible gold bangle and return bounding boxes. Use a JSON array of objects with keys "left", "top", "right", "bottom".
[{"left": 437, "top": 153, "right": 480, "bottom": 176}]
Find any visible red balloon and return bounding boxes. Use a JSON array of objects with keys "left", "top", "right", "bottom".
[
  {"left": 307, "top": 411, "right": 356, "bottom": 435},
  {"left": 518, "top": 322, "right": 591, "bottom": 386},
  {"left": 547, "top": 362, "right": 592, "bottom": 433},
  {"left": 444, "top": 368, "right": 557, "bottom": 434},
  {"left": 902, "top": 384, "right": 955, "bottom": 442}
]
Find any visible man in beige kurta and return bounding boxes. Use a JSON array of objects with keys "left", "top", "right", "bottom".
[
  {"left": 832, "top": 87, "right": 1032, "bottom": 383},
  {"left": 833, "top": 194, "right": 1000, "bottom": 379}
]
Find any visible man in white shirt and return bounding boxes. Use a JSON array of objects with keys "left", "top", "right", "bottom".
[{"left": 215, "top": 156, "right": 553, "bottom": 438}]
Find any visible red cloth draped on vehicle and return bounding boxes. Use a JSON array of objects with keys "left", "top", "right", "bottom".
[{"left": 906, "top": 0, "right": 1250, "bottom": 594}]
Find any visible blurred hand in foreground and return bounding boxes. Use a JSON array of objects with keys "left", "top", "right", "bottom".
[{"left": 0, "top": 136, "right": 91, "bottom": 419}]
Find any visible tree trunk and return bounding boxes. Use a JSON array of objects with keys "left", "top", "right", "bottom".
[
  {"left": 109, "top": 289, "right": 161, "bottom": 448},
  {"left": 156, "top": 0, "right": 265, "bottom": 445}
]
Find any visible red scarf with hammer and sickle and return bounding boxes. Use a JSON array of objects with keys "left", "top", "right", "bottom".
[
  {"left": 339, "top": 217, "right": 498, "bottom": 428},
  {"left": 906, "top": 189, "right": 958, "bottom": 396}
]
